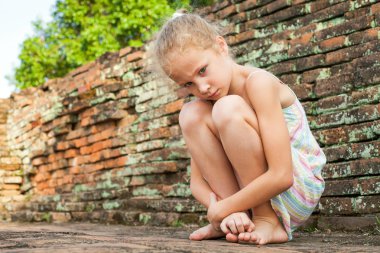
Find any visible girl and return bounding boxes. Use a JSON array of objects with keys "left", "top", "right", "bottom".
[{"left": 151, "top": 13, "right": 326, "bottom": 245}]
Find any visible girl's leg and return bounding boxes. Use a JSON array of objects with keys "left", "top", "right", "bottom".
[
  {"left": 179, "top": 99, "right": 241, "bottom": 198},
  {"left": 179, "top": 99, "right": 242, "bottom": 240},
  {"left": 212, "top": 95, "right": 288, "bottom": 244}
]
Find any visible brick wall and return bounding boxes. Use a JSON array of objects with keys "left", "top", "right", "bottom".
[
  {"left": 0, "top": 99, "right": 23, "bottom": 221},
  {"left": 0, "top": 0, "right": 379, "bottom": 231}
]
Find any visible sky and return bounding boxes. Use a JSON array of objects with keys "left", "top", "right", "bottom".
[{"left": 0, "top": 0, "right": 56, "bottom": 98}]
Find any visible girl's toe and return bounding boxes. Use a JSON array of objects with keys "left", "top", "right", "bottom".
[
  {"left": 226, "top": 233, "right": 238, "bottom": 243},
  {"left": 249, "top": 233, "right": 259, "bottom": 243}
]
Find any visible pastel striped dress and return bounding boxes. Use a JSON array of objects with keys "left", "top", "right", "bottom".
[
  {"left": 249, "top": 70, "right": 326, "bottom": 240},
  {"left": 272, "top": 97, "right": 326, "bottom": 240}
]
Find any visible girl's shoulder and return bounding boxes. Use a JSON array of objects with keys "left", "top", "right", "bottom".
[
  {"left": 245, "top": 67, "right": 283, "bottom": 84},
  {"left": 243, "top": 67, "right": 296, "bottom": 110},
  {"left": 244, "top": 68, "right": 280, "bottom": 96}
]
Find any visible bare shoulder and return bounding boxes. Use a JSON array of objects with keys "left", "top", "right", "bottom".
[{"left": 244, "top": 71, "right": 280, "bottom": 108}]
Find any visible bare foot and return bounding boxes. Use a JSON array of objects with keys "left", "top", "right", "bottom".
[
  {"left": 237, "top": 216, "right": 288, "bottom": 245},
  {"left": 226, "top": 233, "right": 239, "bottom": 242},
  {"left": 189, "top": 224, "right": 225, "bottom": 241}
]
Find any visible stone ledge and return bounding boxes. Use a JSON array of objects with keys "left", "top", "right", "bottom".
[{"left": 0, "top": 222, "right": 379, "bottom": 252}]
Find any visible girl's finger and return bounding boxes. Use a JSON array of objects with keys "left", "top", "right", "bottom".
[
  {"left": 236, "top": 215, "right": 245, "bottom": 234},
  {"left": 247, "top": 220, "right": 255, "bottom": 232},
  {"left": 220, "top": 219, "right": 231, "bottom": 234},
  {"left": 227, "top": 219, "right": 238, "bottom": 234},
  {"left": 241, "top": 214, "right": 251, "bottom": 231}
]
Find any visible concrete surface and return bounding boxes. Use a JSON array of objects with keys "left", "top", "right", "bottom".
[{"left": 0, "top": 222, "right": 379, "bottom": 252}]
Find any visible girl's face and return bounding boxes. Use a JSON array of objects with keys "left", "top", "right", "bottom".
[{"left": 167, "top": 37, "right": 233, "bottom": 101}]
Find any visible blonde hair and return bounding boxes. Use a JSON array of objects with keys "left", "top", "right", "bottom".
[{"left": 149, "top": 12, "right": 222, "bottom": 78}]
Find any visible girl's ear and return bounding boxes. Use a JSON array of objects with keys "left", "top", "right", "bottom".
[{"left": 215, "top": 36, "right": 229, "bottom": 56}]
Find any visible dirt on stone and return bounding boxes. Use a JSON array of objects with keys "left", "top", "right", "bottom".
[{"left": 0, "top": 222, "right": 379, "bottom": 252}]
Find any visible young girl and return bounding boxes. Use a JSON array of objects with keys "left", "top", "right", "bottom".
[{"left": 151, "top": 13, "right": 326, "bottom": 245}]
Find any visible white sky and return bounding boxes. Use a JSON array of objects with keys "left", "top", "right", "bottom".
[{"left": 0, "top": 0, "right": 55, "bottom": 98}]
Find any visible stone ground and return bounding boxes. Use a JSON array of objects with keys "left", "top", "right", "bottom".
[{"left": 0, "top": 222, "right": 379, "bottom": 252}]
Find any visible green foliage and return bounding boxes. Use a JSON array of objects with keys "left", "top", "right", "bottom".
[
  {"left": 171, "top": 219, "right": 185, "bottom": 227},
  {"left": 41, "top": 212, "right": 52, "bottom": 223},
  {"left": 14, "top": 0, "right": 215, "bottom": 89}
]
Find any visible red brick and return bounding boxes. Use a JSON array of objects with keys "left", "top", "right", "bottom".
[
  {"left": 315, "top": 73, "right": 353, "bottom": 97},
  {"left": 88, "top": 128, "right": 115, "bottom": 144},
  {"left": 84, "top": 162, "right": 104, "bottom": 173},
  {"left": 2, "top": 184, "right": 20, "bottom": 190},
  {"left": 89, "top": 151, "right": 102, "bottom": 163},
  {"left": 319, "top": 197, "right": 354, "bottom": 215},
  {"left": 50, "top": 159, "right": 68, "bottom": 171},
  {"left": 82, "top": 107, "right": 98, "bottom": 118},
  {"left": 36, "top": 182, "right": 49, "bottom": 191},
  {"left": 64, "top": 149, "right": 80, "bottom": 159},
  {"left": 289, "top": 32, "right": 313, "bottom": 47},
  {"left": 52, "top": 169, "right": 65, "bottom": 179},
  {"left": 371, "top": 2, "right": 380, "bottom": 14},
  {"left": 66, "top": 128, "right": 88, "bottom": 140},
  {"left": 239, "top": 0, "right": 258, "bottom": 12},
  {"left": 216, "top": 4, "right": 237, "bottom": 19},
  {"left": 80, "top": 146, "right": 93, "bottom": 155},
  {"left": 319, "top": 36, "right": 346, "bottom": 51},
  {"left": 126, "top": 51, "right": 144, "bottom": 62},
  {"left": 73, "top": 137, "right": 88, "bottom": 148},
  {"left": 289, "top": 83, "right": 314, "bottom": 100},
  {"left": 119, "top": 47, "right": 132, "bottom": 57},
  {"left": 56, "top": 141, "right": 70, "bottom": 151},
  {"left": 150, "top": 127, "right": 171, "bottom": 140},
  {"left": 48, "top": 152, "right": 64, "bottom": 163},
  {"left": 359, "top": 176, "right": 380, "bottom": 195},
  {"left": 234, "top": 30, "right": 255, "bottom": 44},
  {"left": 323, "top": 178, "right": 360, "bottom": 196},
  {"left": 34, "top": 172, "right": 51, "bottom": 183},
  {"left": 103, "top": 156, "right": 128, "bottom": 169},
  {"left": 32, "top": 157, "right": 48, "bottom": 166},
  {"left": 69, "top": 166, "right": 81, "bottom": 174}
]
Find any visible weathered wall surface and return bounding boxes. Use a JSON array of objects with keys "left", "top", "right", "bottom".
[
  {"left": 0, "top": 99, "right": 23, "bottom": 221},
  {"left": 0, "top": 0, "right": 379, "bottom": 230}
]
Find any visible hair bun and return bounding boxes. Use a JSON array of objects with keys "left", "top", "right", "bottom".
[{"left": 171, "top": 9, "right": 188, "bottom": 19}]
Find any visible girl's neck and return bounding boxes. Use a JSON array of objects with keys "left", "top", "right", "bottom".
[{"left": 228, "top": 62, "right": 251, "bottom": 96}]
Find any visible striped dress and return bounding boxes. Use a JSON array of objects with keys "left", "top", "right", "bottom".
[
  {"left": 271, "top": 97, "right": 326, "bottom": 240},
  {"left": 248, "top": 70, "right": 326, "bottom": 240}
]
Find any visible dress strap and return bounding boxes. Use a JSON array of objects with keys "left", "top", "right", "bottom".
[
  {"left": 246, "top": 69, "right": 284, "bottom": 84},
  {"left": 246, "top": 69, "right": 298, "bottom": 99}
]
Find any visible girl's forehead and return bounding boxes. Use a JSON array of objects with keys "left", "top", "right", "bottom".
[{"left": 167, "top": 49, "right": 208, "bottom": 78}]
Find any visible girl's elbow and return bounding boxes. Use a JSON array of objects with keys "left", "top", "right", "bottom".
[
  {"left": 189, "top": 180, "right": 198, "bottom": 196},
  {"left": 279, "top": 167, "right": 294, "bottom": 191},
  {"left": 189, "top": 182, "right": 195, "bottom": 195},
  {"left": 283, "top": 176, "right": 294, "bottom": 190}
]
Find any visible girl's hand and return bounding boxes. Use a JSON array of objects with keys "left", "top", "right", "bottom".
[
  {"left": 220, "top": 212, "right": 255, "bottom": 235},
  {"left": 207, "top": 192, "right": 223, "bottom": 230}
]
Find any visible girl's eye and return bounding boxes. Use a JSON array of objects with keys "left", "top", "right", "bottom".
[
  {"left": 199, "top": 66, "right": 207, "bottom": 75},
  {"left": 184, "top": 82, "right": 193, "bottom": 88}
]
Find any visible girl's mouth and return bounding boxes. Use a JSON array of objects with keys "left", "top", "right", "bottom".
[{"left": 208, "top": 89, "right": 219, "bottom": 99}]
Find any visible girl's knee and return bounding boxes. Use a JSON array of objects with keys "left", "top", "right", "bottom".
[
  {"left": 212, "top": 95, "right": 259, "bottom": 131},
  {"left": 179, "top": 99, "right": 212, "bottom": 132}
]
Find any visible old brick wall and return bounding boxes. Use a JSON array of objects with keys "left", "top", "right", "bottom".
[
  {"left": 1, "top": 0, "right": 379, "bottom": 230},
  {"left": 0, "top": 99, "right": 23, "bottom": 221}
]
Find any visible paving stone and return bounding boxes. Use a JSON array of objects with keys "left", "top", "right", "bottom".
[{"left": 0, "top": 222, "right": 379, "bottom": 252}]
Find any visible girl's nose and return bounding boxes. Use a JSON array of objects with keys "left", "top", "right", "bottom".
[{"left": 198, "top": 83, "right": 210, "bottom": 94}]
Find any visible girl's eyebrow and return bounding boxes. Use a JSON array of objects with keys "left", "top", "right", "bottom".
[
  {"left": 192, "top": 61, "right": 208, "bottom": 76},
  {"left": 179, "top": 63, "right": 204, "bottom": 86}
]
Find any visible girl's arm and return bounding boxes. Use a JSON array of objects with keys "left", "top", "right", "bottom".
[
  {"left": 189, "top": 158, "right": 214, "bottom": 208},
  {"left": 208, "top": 73, "right": 294, "bottom": 222}
]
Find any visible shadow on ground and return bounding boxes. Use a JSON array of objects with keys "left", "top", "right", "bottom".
[{"left": 0, "top": 222, "right": 379, "bottom": 252}]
